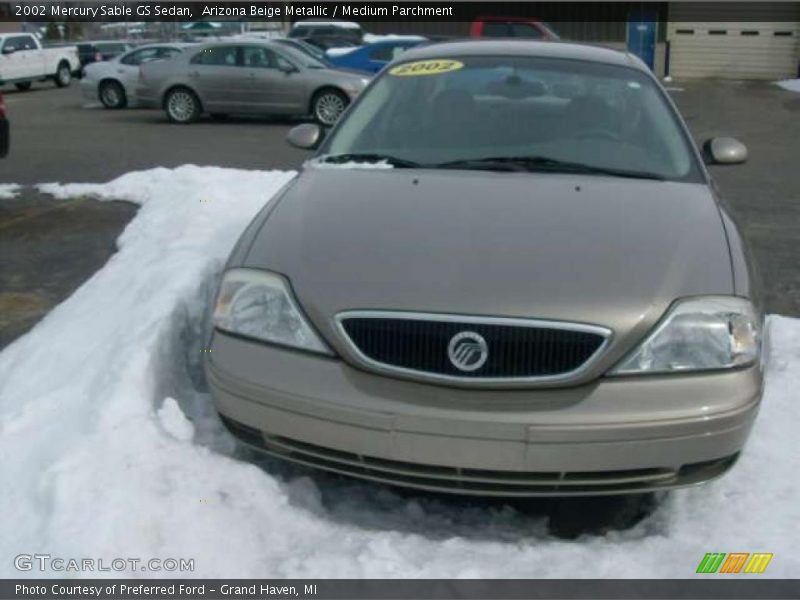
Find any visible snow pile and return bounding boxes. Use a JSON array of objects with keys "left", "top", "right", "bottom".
[
  {"left": 362, "top": 34, "right": 426, "bottom": 44},
  {"left": 776, "top": 79, "right": 800, "bottom": 93},
  {"left": 326, "top": 46, "right": 360, "bottom": 57},
  {"left": 1, "top": 165, "right": 799, "bottom": 578},
  {"left": 0, "top": 183, "right": 21, "bottom": 199}
]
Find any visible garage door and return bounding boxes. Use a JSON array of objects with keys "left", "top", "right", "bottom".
[{"left": 667, "top": 4, "right": 799, "bottom": 79}]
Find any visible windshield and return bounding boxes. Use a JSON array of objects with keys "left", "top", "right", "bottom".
[{"left": 321, "top": 55, "right": 702, "bottom": 182}]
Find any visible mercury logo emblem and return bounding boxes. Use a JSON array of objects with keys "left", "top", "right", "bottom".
[{"left": 447, "top": 331, "right": 488, "bottom": 372}]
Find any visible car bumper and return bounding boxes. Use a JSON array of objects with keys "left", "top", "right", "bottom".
[{"left": 206, "top": 330, "right": 763, "bottom": 496}]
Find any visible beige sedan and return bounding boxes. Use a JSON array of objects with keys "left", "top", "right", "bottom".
[{"left": 206, "top": 40, "right": 763, "bottom": 498}]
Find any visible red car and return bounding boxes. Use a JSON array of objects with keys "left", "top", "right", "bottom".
[
  {"left": 0, "top": 93, "right": 8, "bottom": 158},
  {"left": 470, "top": 17, "right": 560, "bottom": 40}
]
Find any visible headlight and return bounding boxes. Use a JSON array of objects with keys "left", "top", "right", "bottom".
[
  {"left": 212, "top": 268, "right": 331, "bottom": 354},
  {"left": 611, "top": 296, "right": 760, "bottom": 375}
]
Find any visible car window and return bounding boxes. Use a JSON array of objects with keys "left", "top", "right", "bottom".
[
  {"left": 190, "top": 46, "right": 239, "bottom": 67},
  {"left": 158, "top": 48, "right": 182, "bottom": 60},
  {"left": 481, "top": 22, "right": 510, "bottom": 37},
  {"left": 241, "top": 46, "right": 279, "bottom": 69},
  {"left": 324, "top": 55, "right": 702, "bottom": 182},
  {"left": 120, "top": 47, "right": 161, "bottom": 66},
  {"left": 99, "top": 43, "right": 127, "bottom": 54},
  {"left": 4, "top": 35, "right": 36, "bottom": 52},
  {"left": 511, "top": 23, "right": 544, "bottom": 39}
]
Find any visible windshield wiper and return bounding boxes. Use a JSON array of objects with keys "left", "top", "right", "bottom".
[
  {"left": 436, "top": 156, "right": 665, "bottom": 180},
  {"left": 318, "top": 153, "right": 422, "bottom": 169}
]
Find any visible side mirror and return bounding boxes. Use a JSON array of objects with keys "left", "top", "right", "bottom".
[
  {"left": 2, "top": 46, "right": 16, "bottom": 55},
  {"left": 703, "top": 137, "right": 748, "bottom": 165},
  {"left": 286, "top": 123, "right": 323, "bottom": 150}
]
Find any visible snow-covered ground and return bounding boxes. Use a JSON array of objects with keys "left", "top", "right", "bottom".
[
  {"left": 0, "top": 183, "right": 21, "bottom": 199},
  {"left": 776, "top": 79, "right": 800, "bottom": 93},
  {"left": 1, "top": 165, "right": 798, "bottom": 578}
]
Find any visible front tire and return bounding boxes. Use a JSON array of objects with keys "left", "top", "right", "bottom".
[
  {"left": 54, "top": 61, "right": 72, "bottom": 88},
  {"left": 14, "top": 82, "right": 32, "bottom": 92},
  {"left": 312, "top": 89, "right": 348, "bottom": 127},
  {"left": 99, "top": 80, "right": 126, "bottom": 109},
  {"left": 165, "top": 88, "right": 201, "bottom": 124}
]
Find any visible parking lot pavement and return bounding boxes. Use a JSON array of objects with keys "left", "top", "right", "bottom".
[
  {"left": 0, "top": 191, "right": 137, "bottom": 347},
  {"left": 0, "top": 78, "right": 798, "bottom": 347},
  {"left": 671, "top": 80, "right": 800, "bottom": 317},
  {"left": 1, "top": 84, "right": 309, "bottom": 185}
]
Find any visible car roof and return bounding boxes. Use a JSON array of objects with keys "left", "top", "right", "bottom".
[
  {"left": 197, "top": 39, "right": 280, "bottom": 48},
  {"left": 400, "top": 39, "right": 646, "bottom": 71},
  {"left": 129, "top": 42, "right": 192, "bottom": 50},
  {"left": 78, "top": 40, "right": 133, "bottom": 47}
]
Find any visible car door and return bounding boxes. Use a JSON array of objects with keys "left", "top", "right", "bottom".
[
  {"left": 118, "top": 47, "right": 177, "bottom": 89},
  {"left": 1, "top": 36, "right": 36, "bottom": 80},
  {"left": 117, "top": 47, "right": 158, "bottom": 86},
  {"left": 240, "top": 45, "right": 305, "bottom": 113},
  {"left": 186, "top": 45, "right": 246, "bottom": 111},
  {"left": 1, "top": 37, "right": 22, "bottom": 80}
]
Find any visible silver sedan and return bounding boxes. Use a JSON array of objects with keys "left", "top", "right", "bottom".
[
  {"left": 80, "top": 43, "right": 190, "bottom": 109},
  {"left": 137, "top": 41, "right": 371, "bottom": 125}
]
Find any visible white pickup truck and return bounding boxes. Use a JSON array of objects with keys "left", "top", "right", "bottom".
[{"left": 0, "top": 33, "right": 80, "bottom": 91}]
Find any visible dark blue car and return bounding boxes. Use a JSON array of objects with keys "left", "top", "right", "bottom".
[{"left": 326, "top": 38, "right": 426, "bottom": 74}]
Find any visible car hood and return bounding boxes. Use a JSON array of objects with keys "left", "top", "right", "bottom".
[{"left": 241, "top": 167, "right": 733, "bottom": 375}]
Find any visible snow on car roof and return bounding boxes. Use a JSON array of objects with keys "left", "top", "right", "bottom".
[{"left": 293, "top": 20, "right": 361, "bottom": 29}]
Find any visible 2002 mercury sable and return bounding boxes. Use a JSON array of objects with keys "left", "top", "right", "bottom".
[{"left": 206, "top": 41, "right": 764, "bottom": 497}]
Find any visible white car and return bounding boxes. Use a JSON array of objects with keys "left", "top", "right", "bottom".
[
  {"left": 80, "top": 43, "right": 189, "bottom": 109},
  {"left": 0, "top": 33, "right": 80, "bottom": 91}
]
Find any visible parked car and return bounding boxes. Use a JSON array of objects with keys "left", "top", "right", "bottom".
[
  {"left": 470, "top": 17, "right": 560, "bottom": 40},
  {"left": 0, "top": 33, "right": 80, "bottom": 91},
  {"left": 289, "top": 19, "right": 364, "bottom": 41},
  {"left": 326, "top": 38, "right": 426, "bottom": 74},
  {"left": 81, "top": 43, "right": 189, "bottom": 109},
  {"left": 206, "top": 40, "right": 763, "bottom": 501},
  {"left": 76, "top": 41, "right": 136, "bottom": 72},
  {"left": 137, "top": 41, "right": 370, "bottom": 126},
  {"left": 0, "top": 92, "right": 8, "bottom": 158},
  {"left": 288, "top": 20, "right": 363, "bottom": 50}
]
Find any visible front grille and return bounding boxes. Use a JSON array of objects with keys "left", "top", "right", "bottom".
[{"left": 337, "top": 312, "right": 609, "bottom": 381}]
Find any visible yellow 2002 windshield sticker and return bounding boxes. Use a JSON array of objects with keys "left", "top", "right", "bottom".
[{"left": 389, "top": 60, "right": 464, "bottom": 77}]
